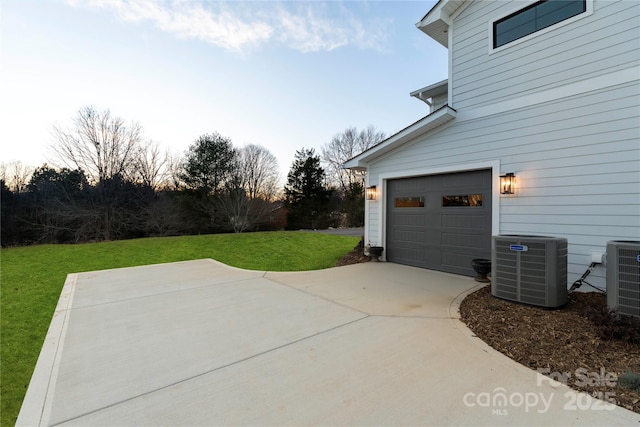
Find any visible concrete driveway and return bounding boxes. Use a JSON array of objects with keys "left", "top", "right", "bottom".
[{"left": 18, "top": 260, "right": 640, "bottom": 426}]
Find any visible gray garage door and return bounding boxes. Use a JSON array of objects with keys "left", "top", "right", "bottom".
[{"left": 386, "top": 169, "right": 492, "bottom": 276}]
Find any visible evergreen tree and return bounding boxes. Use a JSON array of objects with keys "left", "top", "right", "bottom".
[
  {"left": 180, "top": 133, "right": 237, "bottom": 195},
  {"left": 179, "top": 133, "right": 238, "bottom": 232},
  {"left": 284, "top": 148, "right": 331, "bottom": 229}
]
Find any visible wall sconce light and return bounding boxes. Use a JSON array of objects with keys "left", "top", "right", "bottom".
[
  {"left": 500, "top": 173, "right": 516, "bottom": 195},
  {"left": 366, "top": 185, "right": 377, "bottom": 200}
]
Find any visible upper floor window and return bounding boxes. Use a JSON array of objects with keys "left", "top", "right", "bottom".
[{"left": 493, "top": 0, "right": 587, "bottom": 48}]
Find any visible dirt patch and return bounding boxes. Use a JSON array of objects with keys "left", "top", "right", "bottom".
[{"left": 460, "top": 286, "right": 640, "bottom": 413}]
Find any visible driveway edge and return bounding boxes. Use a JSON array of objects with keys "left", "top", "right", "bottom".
[{"left": 16, "top": 273, "right": 78, "bottom": 427}]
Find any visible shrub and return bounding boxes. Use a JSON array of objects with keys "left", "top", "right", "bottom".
[
  {"left": 618, "top": 371, "right": 640, "bottom": 393},
  {"left": 582, "top": 305, "right": 640, "bottom": 345}
]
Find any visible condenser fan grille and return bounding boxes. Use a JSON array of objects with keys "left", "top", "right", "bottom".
[
  {"left": 492, "top": 236, "right": 568, "bottom": 308},
  {"left": 494, "top": 240, "right": 518, "bottom": 300},
  {"left": 608, "top": 243, "right": 640, "bottom": 318},
  {"left": 519, "top": 242, "right": 548, "bottom": 306}
]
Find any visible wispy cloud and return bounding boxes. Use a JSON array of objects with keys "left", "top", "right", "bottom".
[
  {"left": 67, "top": 0, "right": 390, "bottom": 53},
  {"left": 275, "top": 4, "right": 348, "bottom": 52}
]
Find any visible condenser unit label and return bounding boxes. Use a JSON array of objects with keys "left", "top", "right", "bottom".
[
  {"left": 509, "top": 245, "right": 529, "bottom": 252},
  {"left": 637, "top": 254, "right": 640, "bottom": 262}
]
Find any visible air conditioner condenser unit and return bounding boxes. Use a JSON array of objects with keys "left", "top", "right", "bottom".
[
  {"left": 606, "top": 240, "right": 640, "bottom": 318},
  {"left": 492, "top": 235, "right": 568, "bottom": 308}
]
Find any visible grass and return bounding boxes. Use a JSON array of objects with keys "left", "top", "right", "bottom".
[{"left": 0, "top": 231, "right": 359, "bottom": 427}]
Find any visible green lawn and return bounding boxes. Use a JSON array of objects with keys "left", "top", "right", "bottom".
[{"left": 0, "top": 231, "right": 359, "bottom": 427}]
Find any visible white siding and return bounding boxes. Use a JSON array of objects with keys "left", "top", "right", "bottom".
[
  {"left": 366, "top": 79, "right": 640, "bottom": 289},
  {"left": 431, "top": 93, "right": 448, "bottom": 112},
  {"left": 451, "top": 0, "right": 639, "bottom": 110},
  {"left": 362, "top": 0, "right": 639, "bottom": 289}
]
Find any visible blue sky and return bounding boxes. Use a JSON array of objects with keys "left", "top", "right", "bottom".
[{"left": 1, "top": 0, "right": 446, "bottom": 180}]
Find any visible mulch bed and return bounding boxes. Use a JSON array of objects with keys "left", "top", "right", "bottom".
[
  {"left": 336, "top": 239, "right": 372, "bottom": 266},
  {"left": 336, "top": 242, "right": 640, "bottom": 413},
  {"left": 460, "top": 286, "right": 640, "bottom": 413}
]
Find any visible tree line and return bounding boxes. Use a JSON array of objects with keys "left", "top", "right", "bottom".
[{"left": 1, "top": 106, "right": 385, "bottom": 247}]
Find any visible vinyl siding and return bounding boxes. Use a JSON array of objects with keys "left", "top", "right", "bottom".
[
  {"left": 451, "top": 0, "right": 639, "bottom": 110},
  {"left": 431, "top": 93, "right": 448, "bottom": 112},
  {"left": 373, "top": 85, "right": 637, "bottom": 174},
  {"left": 366, "top": 79, "right": 639, "bottom": 289}
]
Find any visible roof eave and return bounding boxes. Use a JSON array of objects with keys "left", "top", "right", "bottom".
[
  {"left": 410, "top": 79, "right": 449, "bottom": 101},
  {"left": 416, "top": 0, "right": 472, "bottom": 47},
  {"left": 343, "top": 106, "right": 457, "bottom": 170},
  {"left": 416, "top": 0, "right": 450, "bottom": 48}
]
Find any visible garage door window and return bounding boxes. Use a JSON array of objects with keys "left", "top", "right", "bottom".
[
  {"left": 395, "top": 197, "right": 425, "bottom": 208},
  {"left": 442, "top": 194, "right": 483, "bottom": 207}
]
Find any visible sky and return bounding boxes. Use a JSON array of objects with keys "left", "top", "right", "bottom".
[{"left": 0, "top": 0, "right": 447, "bottom": 182}]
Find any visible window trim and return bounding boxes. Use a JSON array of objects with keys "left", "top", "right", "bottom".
[{"left": 488, "top": 0, "right": 593, "bottom": 55}]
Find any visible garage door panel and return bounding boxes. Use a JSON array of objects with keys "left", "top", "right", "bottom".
[
  {"left": 441, "top": 214, "right": 486, "bottom": 229},
  {"left": 442, "top": 252, "right": 477, "bottom": 273},
  {"left": 392, "top": 248, "right": 427, "bottom": 268},
  {"left": 394, "top": 214, "right": 427, "bottom": 227},
  {"left": 441, "top": 170, "right": 489, "bottom": 188},
  {"left": 387, "top": 170, "right": 492, "bottom": 276},
  {"left": 393, "top": 230, "right": 425, "bottom": 244},
  {"left": 391, "top": 178, "right": 427, "bottom": 193},
  {"left": 441, "top": 233, "right": 485, "bottom": 249}
]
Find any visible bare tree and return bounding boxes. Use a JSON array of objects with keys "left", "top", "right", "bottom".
[
  {"left": 217, "top": 172, "right": 251, "bottom": 233},
  {"left": 0, "top": 160, "right": 33, "bottom": 193},
  {"left": 49, "top": 106, "right": 146, "bottom": 240},
  {"left": 164, "top": 149, "right": 184, "bottom": 191},
  {"left": 50, "top": 106, "right": 143, "bottom": 184},
  {"left": 216, "top": 145, "right": 281, "bottom": 232},
  {"left": 239, "top": 144, "right": 280, "bottom": 201},
  {"left": 321, "top": 126, "right": 386, "bottom": 192},
  {"left": 133, "top": 140, "right": 167, "bottom": 190}
]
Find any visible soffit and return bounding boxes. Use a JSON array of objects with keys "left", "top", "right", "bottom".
[
  {"left": 410, "top": 79, "right": 448, "bottom": 101},
  {"left": 416, "top": 0, "right": 469, "bottom": 47}
]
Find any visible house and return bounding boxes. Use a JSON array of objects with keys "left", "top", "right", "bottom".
[
  {"left": 344, "top": 0, "right": 639, "bottom": 289},
  {"left": 257, "top": 202, "right": 288, "bottom": 231}
]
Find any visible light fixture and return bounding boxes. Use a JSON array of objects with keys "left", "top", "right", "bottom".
[
  {"left": 500, "top": 173, "right": 516, "bottom": 195},
  {"left": 366, "top": 185, "right": 377, "bottom": 200}
]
